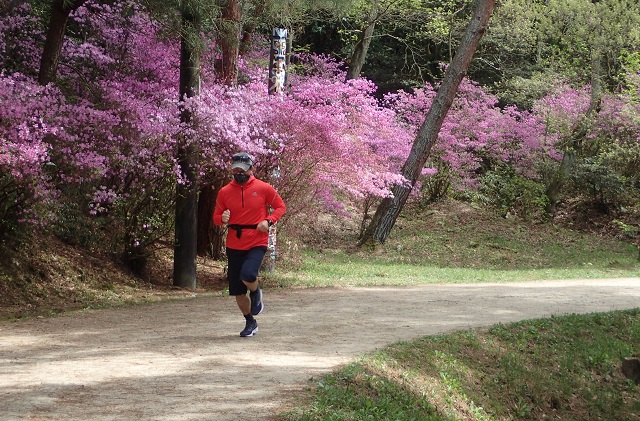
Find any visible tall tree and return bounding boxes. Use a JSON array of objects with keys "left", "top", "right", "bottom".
[
  {"left": 217, "top": 0, "right": 241, "bottom": 85},
  {"left": 359, "top": 0, "right": 495, "bottom": 246},
  {"left": 196, "top": 0, "right": 242, "bottom": 259},
  {"left": 173, "top": 2, "right": 201, "bottom": 289},
  {"left": 38, "top": 0, "right": 87, "bottom": 85},
  {"left": 345, "top": 0, "right": 378, "bottom": 80}
]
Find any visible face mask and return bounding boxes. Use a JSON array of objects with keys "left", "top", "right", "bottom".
[{"left": 233, "top": 173, "right": 250, "bottom": 184}]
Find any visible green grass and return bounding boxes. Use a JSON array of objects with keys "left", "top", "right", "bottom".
[
  {"left": 278, "top": 310, "right": 640, "bottom": 421},
  {"left": 266, "top": 201, "right": 639, "bottom": 288},
  {"left": 268, "top": 251, "right": 638, "bottom": 287}
]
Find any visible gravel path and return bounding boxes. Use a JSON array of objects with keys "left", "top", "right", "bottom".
[{"left": 2, "top": 278, "right": 640, "bottom": 420}]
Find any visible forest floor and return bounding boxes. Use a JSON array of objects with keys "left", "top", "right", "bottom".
[{"left": 2, "top": 278, "right": 640, "bottom": 420}]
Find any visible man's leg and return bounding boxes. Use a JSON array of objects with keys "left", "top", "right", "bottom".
[
  {"left": 241, "top": 246, "right": 267, "bottom": 316},
  {"left": 235, "top": 294, "right": 251, "bottom": 314},
  {"left": 227, "top": 248, "right": 258, "bottom": 337}
]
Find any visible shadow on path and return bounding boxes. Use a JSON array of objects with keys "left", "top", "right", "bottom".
[{"left": 1, "top": 279, "right": 639, "bottom": 420}]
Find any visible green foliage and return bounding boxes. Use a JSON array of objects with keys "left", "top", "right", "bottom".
[
  {"left": 616, "top": 50, "right": 640, "bottom": 95},
  {"left": 0, "top": 171, "right": 55, "bottom": 242},
  {"left": 493, "top": 73, "right": 559, "bottom": 109},
  {"left": 602, "top": 141, "right": 640, "bottom": 189},
  {"left": 570, "top": 157, "right": 627, "bottom": 206},
  {"left": 478, "top": 0, "right": 543, "bottom": 87},
  {"left": 478, "top": 167, "right": 549, "bottom": 221},
  {"left": 0, "top": 172, "right": 32, "bottom": 240},
  {"left": 51, "top": 193, "right": 106, "bottom": 250},
  {"left": 50, "top": 175, "right": 175, "bottom": 275},
  {"left": 419, "top": 161, "right": 452, "bottom": 205},
  {"left": 612, "top": 219, "right": 638, "bottom": 239},
  {"left": 537, "top": 0, "right": 640, "bottom": 89}
]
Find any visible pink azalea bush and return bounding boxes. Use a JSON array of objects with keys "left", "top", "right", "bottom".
[
  {"left": 533, "top": 82, "right": 640, "bottom": 203},
  {"left": 185, "top": 53, "right": 414, "bottom": 221},
  {"left": 0, "top": 2, "right": 42, "bottom": 76},
  {"left": 0, "top": 74, "right": 60, "bottom": 234},
  {"left": 0, "top": 1, "right": 414, "bottom": 256}
]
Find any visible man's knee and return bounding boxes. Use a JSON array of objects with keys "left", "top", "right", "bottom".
[{"left": 240, "top": 268, "right": 259, "bottom": 283}]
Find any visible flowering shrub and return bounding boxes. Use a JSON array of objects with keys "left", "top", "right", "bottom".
[
  {"left": 0, "top": 1, "right": 414, "bottom": 259},
  {"left": 0, "top": 2, "right": 42, "bottom": 76},
  {"left": 533, "top": 82, "right": 640, "bottom": 206},
  {"left": 0, "top": 74, "right": 60, "bottom": 236},
  {"left": 192, "top": 54, "right": 414, "bottom": 221}
]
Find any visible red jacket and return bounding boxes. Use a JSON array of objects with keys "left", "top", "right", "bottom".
[{"left": 213, "top": 176, "right": 286, "bottom": 250}]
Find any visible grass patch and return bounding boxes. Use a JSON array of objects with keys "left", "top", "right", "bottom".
[
  {"left": 279, "top": 309, "right": 640, "bottom": 421},
  {"left": 267, "top": 200, "right": 639, "bottom": 288},
  {"left": 268, "top": 252, "right": 638, "bottom": 288}
]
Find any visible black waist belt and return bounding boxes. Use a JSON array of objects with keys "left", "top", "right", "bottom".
[{"left": 228, "top": 224, "right": 258, "bottom": 238}]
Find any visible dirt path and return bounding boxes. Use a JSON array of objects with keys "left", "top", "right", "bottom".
[{"left": 2, "top": 278, "right": 640, "bottom": 421}]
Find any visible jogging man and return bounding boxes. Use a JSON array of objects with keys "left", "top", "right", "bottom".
[{"left": 213, "top": 152, "right": 286, "bottom": 337}]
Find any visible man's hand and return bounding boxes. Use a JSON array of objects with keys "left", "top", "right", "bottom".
[
  {"left": 257, "top": 219, "right": 270, "bottom": 232},
  {"left": 222, "top": 209, "right": 230, "bottom": 224}
]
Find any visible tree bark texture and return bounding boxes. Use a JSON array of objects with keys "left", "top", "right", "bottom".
[
  {"left": 38, "top": 0, "right": 86, "bottom": 85},
  {"left": 217, "top": 0, "right": 241, "bottom": 85},
  {"left": 173, "top": 7, "right": 201, "bottom": 289},
  {"left": 360, "top": 0, "right": 495, "bottom": 246},
  {"left": 196, "top": 178, "right": 226, "bottom": 259},
  {"left": 346, "top": 0, "right": 378, "bottom": 81}
]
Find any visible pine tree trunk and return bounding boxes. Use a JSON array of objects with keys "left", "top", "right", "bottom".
[
  {"left": 218, "top": 0, "right": 241, "bottom": 85},
  {"left": 197, "top": 179, "right": 226, "bottom": 259},
  {"left": 359, "top": 0, "right": 496, "bottom": 246}
]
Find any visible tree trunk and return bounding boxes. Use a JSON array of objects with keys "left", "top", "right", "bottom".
[
  {"left": 197, "top": 178, "right": 226, "bottom": 259},
  {"left": 217, "top": 0, "right": 241, "bottom": 85},
  {"left": 359, "top": 0, "right": 495, "bottom": 246},
  {"left": 173, "top": 7, "right": 201, "bottom": 289},
  {"left": 38, "top": 0, "right": 86, "bottom": 85},
  {"left": 346, "top": 0, "right": 378, "bottom": 81},
  {"left": 195, "top": 0, "right": 242, "bottom": 258}
]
